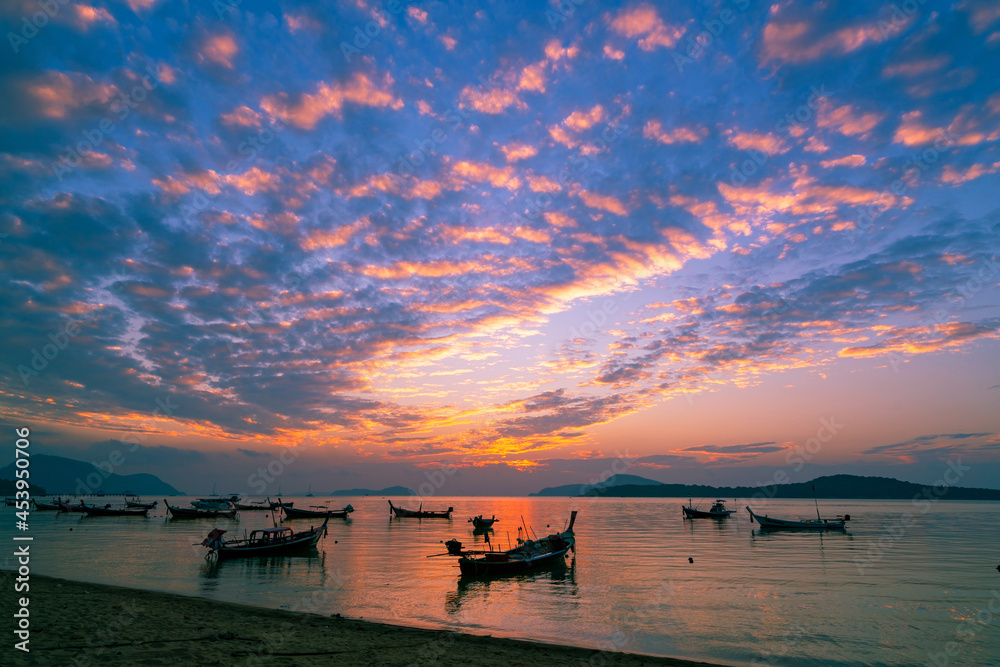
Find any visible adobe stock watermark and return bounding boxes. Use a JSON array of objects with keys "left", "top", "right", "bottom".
[
  {"left": 16, "top": 319, "right": 82, "bottom": 386},
  {"left": 853, "top": 458, "right": 970, "bottom": 574},
  {"left": 671, "top": 0, "right": 752, "bottom": 72},
  {"left": 578, "top": 449, "right": 638, "bottom": 496},
  {"left": 7, "top": 0, "right": 72, "bottom": 54},
  {"left": 924, "top": 589, "right": 1000, "bottom": 667},
  {"left": 248, "top": 448, "right": 301, "bottom": 494},
  {"left": 74, "top": 396, "right": 179, "bottom": 495},
  {"left": 751, "top": 416, "right": 843, "bottom": 508},
  {"left": 411, "top": 462, "right": 460, "bottom": 499},
  {"left": 728, "top": 85, "right": 831, "bottom": 187}
]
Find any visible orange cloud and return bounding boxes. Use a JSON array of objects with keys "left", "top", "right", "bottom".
[
  {"left": 201, "top": 33, "right": 239, "bottom": 69},
  {"left": 220, "top": 105, "right": 263, "bottom": 128},
  {"left": 501, "top": 143, "right": 538, "bottom": 163},
  {"left": 261, "top": 72, "right": 402, "bottom": 130},
  {"left": 820, "top": 155, "right": 867, "bottom": 168},
  {"left": 940, "top": 162, "right": 1000, "bottom": 185},
  {"left": 761, "top": 20, "right": 885, "bottom": 64},
  {"left": 610, "top": 3, "right": 683, "bottom": 50},
  {"left": 578, "top": 190, "right": 628, "bottom": 215},
  {"left": 725, "top": 130, "right": 789, "bottom": 155},
  {"left": 26, "top": 71, "right": 117, "bottom": 119},
  {"left": 817, "top": 103, "right": 882, "bottom": 138},
  {"left": 459, "top": 85, "right": 524, "bottom": 114},
  {"left": 643, "top": 120, "right": 705, "bottom": 145},
  {"left": 518, "top": 64, "right": 546, "bottom": 92},
  {"left": 452, "top": 161, "right": 520, "bottom": 190},
  {"left": 222, "top": 167, "right": 280, "bottom": 195},
  {"left": 563, "top": 105, "right": 605, "bottom": 131}
]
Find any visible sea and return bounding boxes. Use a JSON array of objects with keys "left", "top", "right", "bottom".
[{"left": 2, "top": 496, "right": 998, "bottom": 666}]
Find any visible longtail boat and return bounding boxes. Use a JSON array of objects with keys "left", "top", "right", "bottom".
[
  {"left": 235, "top": 499, "right": 274, "bottom": 511},
  {"left": 457, "top": 511, "right": 577, "bottom": 577},
  {"left": 202, "top": 517, "right": 328, "bottom": 560},
  {"left": 388, "top": 500, "right": 453, "bottom": 518},
  {"left": 746, "top": 506, "right": 849, "bottom": 531},
  {"left": 281, "top": 501, "right": 354, "bottom": 519},
  {"left": 80, "top": 502, "right": 150, "bottom": 517},
  {"left": 682, "top": 499, "right": 735, "bottom": 519},
  {"left": 469, "top": 515, "right": 498, "bottom": 530},
  {"left": 57, "top": 500, "right": 88, "bottom": 513},
  {"left": 31, "top": 499, "right": 63, "bottom": 511},
  {"left": 125, "top": 498, "right": 158, "bottom": 509},
  {"left": 165, "top": 500, "right": 238, "bottom": 519}
]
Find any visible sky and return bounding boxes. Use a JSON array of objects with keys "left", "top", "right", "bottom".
[{"left": 1, "top": 0, "right": 999, "bottom": 495}]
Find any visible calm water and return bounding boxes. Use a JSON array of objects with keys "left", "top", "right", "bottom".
[{"left": 3, "top": 496, "right": 998, "bottom": 666}]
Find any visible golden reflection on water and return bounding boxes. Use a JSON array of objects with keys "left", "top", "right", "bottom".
[{"left": 4, "top": 496, "right": 999, "bottom": 666}]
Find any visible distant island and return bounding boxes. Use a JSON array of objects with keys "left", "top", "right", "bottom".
[
  {"left": 0, "top": 454, "right": 182, "bottom": 496},
  {"left": 330, "top": 486, "right": 416, "bottom": 496},
  {"left": 531, "top": 473, "right": 1000, "bottom": 500}
]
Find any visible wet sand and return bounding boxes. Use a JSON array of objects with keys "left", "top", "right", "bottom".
[{"left": 5, "top": 572, "right": 723, "bottom": 666}]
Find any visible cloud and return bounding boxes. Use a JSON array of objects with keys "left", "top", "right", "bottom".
[
  {"left": 261, "top": 72, "right": 403, "bottom": 129},
  {"left": 609, "top": 3, "right": 684, "bottom": 50}
]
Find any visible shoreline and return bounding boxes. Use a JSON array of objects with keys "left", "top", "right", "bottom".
[{"left": 5, "top": 572, "right": 725, "bottom": 666}]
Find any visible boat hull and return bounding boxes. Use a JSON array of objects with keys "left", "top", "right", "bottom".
[
  {"left": 746, "top": 506, "right": 846, "bottom": 531},
  {"left": 216, "top": 531, "right": 325, "bottom": 559},
  {"left": 165, "top": 501, "right": 238, "bottom": 519},
  {"left": 81, "top": 505, "right": 150, "bottom": 517},
  {"left": 682, "top": 506, "right": 735, "bottom": 519},
  {"left": 459, "top": 545, "right": 570, "bottom": 576},
  {"left": 388, "top": 500, "right": 452, "bottom": 518},
  {"left": 283, "top": 507, "right": 351, "bottom": 519}
]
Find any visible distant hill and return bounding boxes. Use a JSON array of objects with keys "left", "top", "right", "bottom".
[
  {"left": 0, "top": 455, "right": 182, "bottom": 495},
  {"left": 531, "top": 473, "right": 663, "bottom": 496},
  {"left": 0, "top": 479, "right": 46, "bottom": 496},
  {"left": 330, "top": 485, "right": 415, "bottom": 496},
  {"left": 532, "top": 474, "right": 1000, "bottom": 500}
]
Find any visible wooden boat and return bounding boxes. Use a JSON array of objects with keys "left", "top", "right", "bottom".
[
  {"left": 469, "top": 515, "right": 498, "bottom": 530},
  {"left": 202, "top": 517, "right": 328, "bottom": 560},
  {"left": 31, "top": 499, "right": 63, "bottom": 511},
  {"left": 80, "top": 502, "right": 150, "bottom": 517},
  {"left": 125, "top": 498, "right": 158, "bottom": 509},
  {"left": 682, "top": 499, "right": 735, "bottom": 519},
  {"left": 235, "top": 499, "right": 274, "bottom": 511},
  {"left": 281, "top": 501, "right": 354, "bottom": 519},
  {"left": 57, "top": 500, "right": 88, "bottom": 513},
  {"left": 746, "top": 506, "right": 849, "bottom": 531},
  {"left": 457, "top": 511, "right": 577, "bottom": 577},
  {"left": 389, "top": 500, "right": 453, "bottom": 518},
  {"left": 165, "top": 500, "right": 238, "bottom": 519}
]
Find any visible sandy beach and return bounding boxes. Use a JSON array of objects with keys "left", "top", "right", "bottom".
[{"left": 6, "top": 572, "right": 722, "bottom": 667}]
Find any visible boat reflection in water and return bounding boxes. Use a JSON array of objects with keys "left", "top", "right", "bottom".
[{"left": 445, "top": 555, "right": 577, "bottom": 615}]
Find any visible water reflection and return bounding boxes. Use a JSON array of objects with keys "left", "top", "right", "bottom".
[{"left": 445, "top": 556, "right": 577, "bottom": 615}]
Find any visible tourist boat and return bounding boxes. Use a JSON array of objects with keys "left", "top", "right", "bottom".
[
  {"left": 682, "top": 499, "right": 735, "bottom": 519},
  {"left": 80, "top": 502, "right": 150, "bottom": 517},
  {"left": 125, "top": 498, "right": 158, "bottom": 509},
  {"left": 165, "top": 500, "right": 238, "bottom": 519},
  {"left": 469, "top": 515, "right": 498, "bottom": 530},
  {"left": 746, "top": 506, "right": 849, "bottom": 531},
  {"left": 281, "top": 501, "right": 354, "bottom": 519},
  {"left": 457, "top": 511, "right": 577, "bottom": 577},
  {"left": 388, "top": 500, "right": 453, "bottom": 518},
  {"left": 202, "top": 517, "right": 329, "bottom": 560}
]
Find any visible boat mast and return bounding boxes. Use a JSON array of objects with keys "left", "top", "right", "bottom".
[{"left": 812, "top": 485, "right": 821, "bottom": 521}]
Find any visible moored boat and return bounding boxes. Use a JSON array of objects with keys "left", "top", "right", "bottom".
[
  {"left": 165, "top": 500, "right": 238, "bottom": 519},
  {"left": 469, "top": 515, "right": 498, "bottom": 530},
  {"left": 125, "top": 498, "right": 158, "bottom": 509},
  {"left": 31, "top": 499, "right": 63, "bottom": 511},
  {"left": 80, "top": 502, "right": 150, "bottom": 517},
  {"left": 201, "top": 517, "right": 328, "bottom": 560},
  {"left": 746, "top": 506, "right": 849, "bottom": 531},
  {"left": 389, "top": 500, "right": 453, "bottom": 518},
  {"left": 683, "top": 499, "right": 735, "bottom": 519},
  {"left": 57, "top": 500, "right": 88, "bottom": 513},
  {"left": 457, "top": 511, "right": 577, "bottom": 577},
  {"left": 281, "top": 501, "right": 354, "bottom": 519}
]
